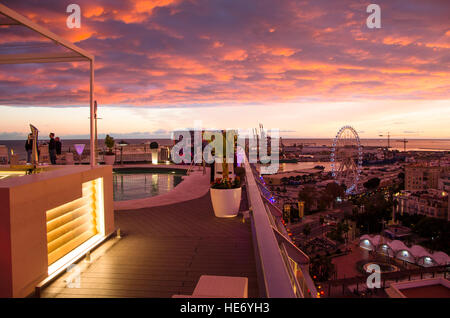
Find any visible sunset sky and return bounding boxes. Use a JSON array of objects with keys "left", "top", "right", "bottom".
[{"left": 0, "top": 0, "right": 449, "bottom": 139}]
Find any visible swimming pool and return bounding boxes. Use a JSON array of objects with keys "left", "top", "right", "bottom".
[{"left": 113, "top": 168, "right": 186, "bottom": 201}]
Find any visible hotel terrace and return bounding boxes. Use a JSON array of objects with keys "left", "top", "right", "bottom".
[{"left": 1, "top": 3, "right": 449, "bottom": 301}]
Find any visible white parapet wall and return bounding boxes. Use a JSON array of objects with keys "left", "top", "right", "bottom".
[
  {"left": 386, "top": 277, "right": 450, "bottom": 298},
  {"left": 0, "top": 165, "right": 114, "bottom": 298}
]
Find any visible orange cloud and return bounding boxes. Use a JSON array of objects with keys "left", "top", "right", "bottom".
[
  {"left": 223, "top": 49, "right": 248, "bottom": 61},
  {"left": 382, "top": 36, "right": 417, "bottom": 46},
  {"left": 84, "top": 6, "right": 105, "bottom": 18}
]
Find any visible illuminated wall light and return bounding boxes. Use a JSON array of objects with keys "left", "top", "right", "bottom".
[
  {"left": 152, "top": 149, "right": 158, "bottom": 164},
  {"left": 46, "top": 177, "right": 106, "bottom": 274},
  {"left": 95, "top": 178, "right": 105, "bottom": 236}
]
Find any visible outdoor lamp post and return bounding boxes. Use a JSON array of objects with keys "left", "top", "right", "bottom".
[
  {"left": 30, "top": 124, "right": 39, "bottom": 168},
  {"left": 118, "top": 142, "right": 128, "bottom": 165},
  {"left": 298, "top": 200, "right": 305, "bottom": 221}
]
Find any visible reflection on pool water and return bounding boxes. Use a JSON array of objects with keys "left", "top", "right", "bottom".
[{"left": 113, "top": 168, "right": 186, "bottom": 201}]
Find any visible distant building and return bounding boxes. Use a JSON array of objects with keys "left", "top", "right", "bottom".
[
  {"left": 405, "top": 164, "right": 441, "bottom": 191},
  {"left": 396, "top": 190, "right": 448, "bottom": 220},
  {"left": 383, "top": 225, "right": 411, "bottom": 240},
  {"left": 438, "top": 174, "right": 450, "bottom": 192},
  {"left": 262, "top": 169, "right": 321, "bottom": 186}
]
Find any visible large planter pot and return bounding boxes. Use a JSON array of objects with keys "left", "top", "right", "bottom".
[
  {"left": 210, "top": 187, "right": 242, "bottom": 218},
  {"left": 104, "top": 154, "right": 115, "bottom": 165}
]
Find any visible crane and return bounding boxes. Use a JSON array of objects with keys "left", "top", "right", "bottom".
[
  {"left": 396, "top": 138, "right": 409, "bottom": 152},
  {"left": 379, "top": 132, "right": 391, "bottom": 149}
]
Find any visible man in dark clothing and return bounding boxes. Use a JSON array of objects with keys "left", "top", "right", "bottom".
[
  {"left": 25, "top": 134, "right": 33, "bottom": 163},
  {"left": 49, "top": 133, "right": 57, "bottom": 164},
  {"left": 55, "top": 137, "right": 62, "bottom": 155}
]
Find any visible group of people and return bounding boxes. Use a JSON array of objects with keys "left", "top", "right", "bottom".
[{"left": 25, "top": 132, "right": 62, "bottom": 164}]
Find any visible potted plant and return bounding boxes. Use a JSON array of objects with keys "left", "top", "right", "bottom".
[
  {"left": 104, "top": 134, "right": 115, "bottom": 165},
  {"left": 149, "top": 141, "right": 159, "bottom": 164},
  {"left": 209, "top": 132, "right": 242, "bottom": 218},
  {"left": 210, "top": 177, "right": 242, "bottom": 218}
]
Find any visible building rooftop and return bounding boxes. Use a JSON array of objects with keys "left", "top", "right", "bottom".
[
  {"left": 401, "top": 284, "right": 450, "bottom": 298},
  {"left": 386, "top": 278, "right": 450, "bottom": 298}
]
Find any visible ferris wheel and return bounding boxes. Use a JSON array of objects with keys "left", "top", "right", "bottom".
[{"left": 330, "top": 126, "right": 363, "bottom": 194}]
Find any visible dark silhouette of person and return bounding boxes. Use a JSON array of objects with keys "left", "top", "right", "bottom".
[
  {"left": 49, "top": 133, "right": 57, "bottom": 164},
  {"left": 25, "top": 134, "right": 33, "bottom": 163},
  {"left": 55, "top": 137, "right": 62, "bottom": 155}
]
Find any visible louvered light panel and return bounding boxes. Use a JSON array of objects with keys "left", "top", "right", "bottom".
[{"left": 46, "top": 178, "right": 103, "bottom": 265}]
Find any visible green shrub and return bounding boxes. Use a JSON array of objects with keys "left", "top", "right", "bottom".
[{"left": 105, "top": 135, "right": 115, "bottom": 155}]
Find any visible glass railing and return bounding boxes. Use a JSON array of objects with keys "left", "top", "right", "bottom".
[{"left": 244, "top": 158, "right": 318, "bottom": 298}]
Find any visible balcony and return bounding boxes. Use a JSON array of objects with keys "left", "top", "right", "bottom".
[{"left": 38, "top": 159, "right": 316, "bottom": 298}]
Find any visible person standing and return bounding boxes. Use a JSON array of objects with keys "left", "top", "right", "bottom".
[
  {"left": 49, "top": 133, "right": 57, "bottom": 164},
  {"left": 55, "top": 137, "right": 62, "bottom": 155},
  {"left": 25, "top": 133, "right": 33, "bottom": 163}
]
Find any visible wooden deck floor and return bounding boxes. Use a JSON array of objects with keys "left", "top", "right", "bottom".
[{"left": 41, "top": 192, "right": 259, "bottom": 298}]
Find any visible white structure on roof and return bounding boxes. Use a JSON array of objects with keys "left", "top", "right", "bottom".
[
  {"left": 359, "top": 234, "right": 450, "bottom": 267},
  {"left": 0, "top": 3, "right": 96, "bottom": 166}
]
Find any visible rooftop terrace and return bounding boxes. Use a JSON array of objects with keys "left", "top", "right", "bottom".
[
  {"left": 35, "top": 153, "right": 317, "bottom": 298},
  {"left": 41, "top": 192, "right": 259, "bottom": 298}
]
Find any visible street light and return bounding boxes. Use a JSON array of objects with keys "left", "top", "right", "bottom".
[
  {"left": 118, "top": 141, "right": 128, "bottom": 165},
  {"left": 88, "top": 100, "right": 102, "bottom": 164}
]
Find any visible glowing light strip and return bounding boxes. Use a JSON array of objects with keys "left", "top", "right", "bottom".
[
  {"left": 46, "top": 177, "right": 106, "bottom": 272},
  {"left": 47, "top": 234, "right": 103, "bottom": 275},
  {"left": 95, "top": 178, "right": 105, "bottom": 236}
]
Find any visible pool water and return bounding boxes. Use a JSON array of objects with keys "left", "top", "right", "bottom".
[{"left": 113, "top": 168, "right": 185, "bottom": 201}]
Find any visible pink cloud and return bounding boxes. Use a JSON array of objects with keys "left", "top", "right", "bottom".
[{"left": 0, "top": 0, "right": 448, "bottom": 109}]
